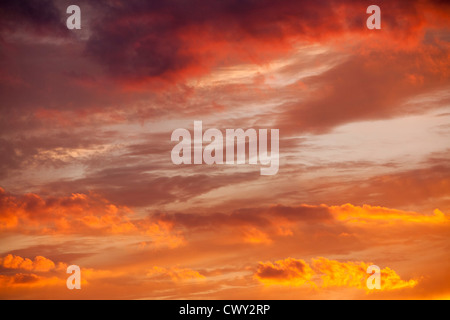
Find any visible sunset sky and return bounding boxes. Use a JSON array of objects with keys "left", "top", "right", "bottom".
[{"left": 0, "top": 0, "right": 449, "bottom": 299}]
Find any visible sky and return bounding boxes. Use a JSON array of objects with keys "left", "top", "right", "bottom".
[{"left": 0, "top": 0, "right": 449, "bottom": 299}]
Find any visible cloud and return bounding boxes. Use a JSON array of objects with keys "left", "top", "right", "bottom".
[
  {"left": 0, "top": 0, "right": 448, "bottom": 136},
  {"left": 340, "top": 164, "right": 450, "bottom": 211},
  {"left": 255, "top": 257, "right": 417, "bottom": 291},
  {"left": 0, "top": 253, "right": 124, "bottom": 293},
  {"left": 0, "top": 198, "right": 447, "bottom": 298},
  {"left": 0, "top": 254, "right": 68, "bottom": 291},
  {"left": 1, "top": 0, "right": 449, "bottom": 300},
  {"left": 0, "top": 273, "right": 63, "bottom": 289},
  {"left": 0, "top": 0, "right": 67, "bottom": 36},
  {"left": 276, "top": 44, "right": 450, "bottom": 134},
  {"left": 82, "top": 0, "right": 449, "bottom": 84},
  {"left": 2, "top": 186, "right": 448, "bottom": 253},
  {"left": 243, "top": 227, "right": 272, "bottom": 244},
  {"left": 140, "top": 220, "right": 185, "bottom": 249},
  {"left": 312, "top": 257, "right": 417, "bottom": 291},
  {"left": 39, "top": 164, "right": 262, "bottom": 208},
  {"left": 146, "top": 266, "right": 205, "bottom": 282},
  {"left": 0, "top": 254, "right": 63, "bottom": 272},
  {"left": 255, "top": 258, "right": 314, "bottom": 286},
  {"left": 0, "top": 187, "right": 187, "bottom": 248},
  {"left": 0, "top": 188, "right": 135, "bottom": 235},
  {"left": 331, "top": 204, "right": 449, "bottom": 225}
]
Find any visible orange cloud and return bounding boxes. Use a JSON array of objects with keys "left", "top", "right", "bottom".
[
  {"left": 330, "top": 204, "right": 449, "bottom": 225},
  {"left": 243, "top": 227, "right": 272, "bottom": 244},
  {"left": 0, "top": 189, "right": 185, "bottom": 248},
  {"left": 0, "top": 273, "right": 63, "bottom": 289},
  {"left": 255, "top": 258, "right": 315, "bottom": 287},
  {"left": 0, "top": 254, "right": 69, "bottom": 291},
  {"left": 0, "top": 254, "right": 65, "bottom": 272},
  {"left": 0, "top": 254, "right": 125, "bottom": 292},
  {"left": 141, "top": 220, "right": 186, "bottom": 248},
  {"left": 1, "top": 186, "right": 447, "bottom": 298},
  {"left": 312, "top": 257, "right": 417, "bottom": 291},
  {"left": 0, "top": 188, "right": 135, "bottom": 235},
  {"left": 255, "top": 257, "right": 417, "bottom": 291},
  {"left": 0, "top": 187, "right": 190, "bottom": 252},
  {"left": 147, "top": 266, "right": 205, "bottom": 282}
]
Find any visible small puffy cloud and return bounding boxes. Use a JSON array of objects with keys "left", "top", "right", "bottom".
[{"left": 0, "top": 254, "right": 62, "bottom": 272}]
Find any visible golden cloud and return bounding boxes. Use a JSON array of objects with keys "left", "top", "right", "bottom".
[
  {"left": 330, "top": 204, "right": 449, "bottom": 225},
  {"left": 255, "top": 257, "right": 417, "bottom": 291}
]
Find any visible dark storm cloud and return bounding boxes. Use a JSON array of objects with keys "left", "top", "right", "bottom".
[
  {"left": 0, "top": 0, "right": 67, "bottom": 35},
  {"left": 82, "top": 0, "right": 383, "bottom": 80}
]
